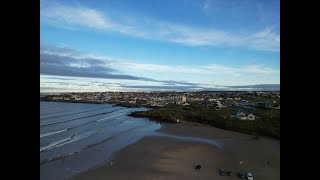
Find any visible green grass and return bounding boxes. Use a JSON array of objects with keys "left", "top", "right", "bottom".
[{"left": 130, "top": 104, "right": 280, "bottom": 139}]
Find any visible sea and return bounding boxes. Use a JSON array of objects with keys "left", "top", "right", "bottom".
[{"left": 40, "top": 101, "right": 222, "bottom": 180}]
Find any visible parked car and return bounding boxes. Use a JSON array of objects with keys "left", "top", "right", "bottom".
[
  {"left": 219, "top": 169, "right": 226, "bottom": 176},
  {"left": 238, "top": 171, "right": 245, "bottom": 179},
  {"left": 226, "top": 171, "right": 233, "bottom": 176},
  {"left": 247, "top": 172, "right": 253, "bottom": 180},
  {"left": 194, "top": 164, "right": 201, "bottom": 170}
]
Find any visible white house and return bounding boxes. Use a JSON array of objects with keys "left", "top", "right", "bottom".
[
  {"left": 207, "top": 100, "right": 223, "bottom": 110},
  {"left": 236, "top": 112, "right": 247, "bottom": 120},
  {"left": 247, "top": 113, "right": 255, "bottom": 120},
  {"left": 52, "top": 97, "right": 63, "bottom": 100},
  {"left": 235, "top": 111, "right": 256, "bottom": 120}
]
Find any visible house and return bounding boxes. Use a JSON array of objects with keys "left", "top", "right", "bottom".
[
  {"left": 232, "top": 111, "right": 256, "bottom": 120},
  {"left": 247, "top": 113, "right": 255, "bottom": 120},
  {"left": 272, "top": 101, "right": 280, "bottom": 110},
  {"left": 236, "top": 112, "right": 247, "bottom": 120},
  {"left": 169, "top": 96, "right": 186, "bottom": 104},
  {"left": 181, "top": 96, "right": 187, "bottom": 103},
  {"left": 52, "top": 97, "right": 63, "bottom": 100},
  {"left": 207, "top": 100, "right": 223, "bottom": 110}
]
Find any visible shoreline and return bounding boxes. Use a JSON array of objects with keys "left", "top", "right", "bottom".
[
  {"left": 41, "top": 98, "right": 158, "bottom": 109},
  {"left": 40, "top": 98, "right": 113, "bottom": 105},
  {"left": 41, "top": 99, "right": 279, "bottom": 140},
  {"left": 71, "top": 121, "right": 279, "bottom": 180},
  {"left": 40, "top": 101, "right": 279, "bottom": 180}
]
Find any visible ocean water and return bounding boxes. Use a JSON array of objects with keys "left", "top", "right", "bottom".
[
  {"left": 40, "top": 101, "right": 161, "bottom": 165},
  {"left": 40, "top": 101, "right": 223, "bottom": 180}
]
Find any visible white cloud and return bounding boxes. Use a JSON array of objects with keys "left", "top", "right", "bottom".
[
  {"left": 40, "top": 1, "right": 280, "bottom": 52},
  {"left": 203, "top": 64, "right": 279, "bottom": 75},
  {"left": 40, "top": 43, "right": 116, "bottom": 62},
  {"left": 110, "top": 60, "right": 279, "bottom": 79},
  {"left": 110, "top": 62, "right": 211, "bottom": 74},
  {"left": 41, "top": 44, "right": 279, "bottom": 78},
  {"left": 246, "top": 27, "right": 280, "bottom": 51},
  {"left": 41, "top": 2, "right": 112, "bottom": 30}
]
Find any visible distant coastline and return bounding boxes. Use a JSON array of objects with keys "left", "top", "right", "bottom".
[
  {"left": 41, "top": 98, "right": 108, "bottom": 104},
  {"left": 41, "top": 97, "right": 155, "bottom": 108},
  {"left": 41, "top": 93, "right": 280, "bottom": 140}
]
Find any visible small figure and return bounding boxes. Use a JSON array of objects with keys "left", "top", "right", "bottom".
[
  {"left": 110, "top": 160, "right": 113, "bottom": 166},
  {"left": 267, "top": 160, "right": 270, "bottom": 166}
]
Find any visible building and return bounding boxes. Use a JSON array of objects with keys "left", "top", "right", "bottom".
[
  {"left": 169, "top": 96, "right": 186, "bottom": 104},
  {"left": 236, "top": 112, "right": 247, "bottom": 120},
  {"left": 207, "top": 100, "right": 223, "bottom": 110},
  {"left": 181, "top": 96, "right": 187, "bottom": 103},
  {"left": 247, "top": 113, "right": 256, "bottom": 120},
  {"left": 52, "top": 97, "right": 63, "bottom": 100},
  {"left": 273, "top": 101, "right": 280, "bottom": 110},
  {"left": 234, "top": 111, "right": 256, "bottom": 120},
  {"left": 183, "top": 102, "right": 190, "bottom": 106}
]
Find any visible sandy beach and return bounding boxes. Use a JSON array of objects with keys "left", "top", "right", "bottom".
[{"left": 72, "top": 121, "right": 280, "bottom": 180}]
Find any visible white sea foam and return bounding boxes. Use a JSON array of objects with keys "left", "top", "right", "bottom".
[
  {"left": 52, "top": 132, "right": 94, "bottom": 148},
  {"left": 40, "top": 129, "right": 68, "bottom": 138},
  {"left": 97, "top": 113, "right": 127, "bottom": 122},
  {"left": 40, "top": 137, "right": 71, "bottom": 152}
]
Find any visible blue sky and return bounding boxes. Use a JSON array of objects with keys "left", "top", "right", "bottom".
[{"left": 40, "top": 0, "right": 280, "bottom": 92}]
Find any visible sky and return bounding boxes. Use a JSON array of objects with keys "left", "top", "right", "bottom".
[{"left": 40, "top": 0, "right": 280, "bottom": 92}]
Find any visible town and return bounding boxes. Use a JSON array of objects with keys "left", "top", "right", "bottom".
[
  {"left": 42, "top": 91, "right": 280, "bottom": 137},
  {"left": 41, "top": 91, "right": 280, "bottom": 111}
]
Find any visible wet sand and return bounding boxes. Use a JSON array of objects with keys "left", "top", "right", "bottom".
[{"left": 72, "top": 121, "right": 280, "bottom": 180}]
